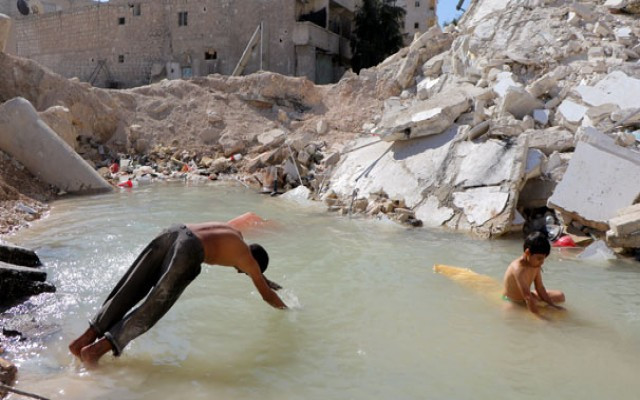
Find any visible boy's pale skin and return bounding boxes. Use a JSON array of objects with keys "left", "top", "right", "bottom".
[
  {"left": 502, "top": 249, "right": 565, "bottom": 318},
  {"left": 69, "top": 212, "right": 286, "bottom": 366}
]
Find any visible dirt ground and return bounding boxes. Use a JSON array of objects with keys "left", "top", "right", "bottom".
[{"left": 0, "top": 150, "right": 57, "bottom": 235}]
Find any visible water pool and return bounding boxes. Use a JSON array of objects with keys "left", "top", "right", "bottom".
[{"left": 4, "top": 182, "right": 640, "bottom": 400}]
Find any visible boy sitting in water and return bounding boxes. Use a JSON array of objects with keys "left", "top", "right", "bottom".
[{"left": 502, "top": 232, "right": 565, "bottom": 318}]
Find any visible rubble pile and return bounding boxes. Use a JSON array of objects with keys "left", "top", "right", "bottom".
[
  {"left": 323, "top": 0, "right": 640, "bottom": 249},
  {"left": 0, "top": 242, "right": 55, "bottom": 306}
]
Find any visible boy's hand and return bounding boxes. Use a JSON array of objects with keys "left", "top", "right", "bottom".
[{"left": 550, "top": 304, "right": 565, "bottom": 311}]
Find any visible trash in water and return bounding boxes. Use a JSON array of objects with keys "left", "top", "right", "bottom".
[{"left": 577, "top": 240, "right": 616, "bottom": 261}]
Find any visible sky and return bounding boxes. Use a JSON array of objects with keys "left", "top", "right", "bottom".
[{"left": 436, "top": 0, "right": 471, "bottom": 26}]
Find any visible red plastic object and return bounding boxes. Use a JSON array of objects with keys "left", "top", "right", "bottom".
[
  {"left": 552, "top": 235, "right": 576, "bottom": 247},
  {"left": 118, "top": 179, "right": 133, "bottom": 188},
  {"left": 109, "top": 163, "right": 119, "bottom": 173}
]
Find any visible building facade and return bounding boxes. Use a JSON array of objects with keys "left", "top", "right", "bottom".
[
  {"left": 395, "top": 0, "right": 437, "bottom": 44},
  {"left": 1, "top": 0, "right": 356, "bottom": 87}
]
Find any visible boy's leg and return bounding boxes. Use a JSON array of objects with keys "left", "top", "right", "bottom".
[
  {"left": 531, "top": 290, "right": 565, "bottom": 304},
  {"left": 75, "top": 230, "right": 172, "bottom": 353},
  {"left": 102, "top": 227, "right": 204, "bottom": 357}
]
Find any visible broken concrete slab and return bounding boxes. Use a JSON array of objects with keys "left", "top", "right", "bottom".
[
  {"left": 548, "top": 140, "right": 640, "bottom": 231},
  {"left": 377, "top": 90, "right": 470, "bottom": 142},
  {"left": 557, "top": 100, "right": 588, "bottom": 126},
  {"left": 394, "top": 26, "right": 452, "bottom": 90},
  {"left": 414, "top": 196, "right": 455, "bottom": 228},
  {"left": 576, "top": 71, "right": 640, "bottom": 110},
  {"left": 455, "top": 138, "right": 527, "bottom": 188},
  {"left": 499, "top": 86, "right": 544, "bottom": 119},
  {"left": 0, "top": 13, "right": 10, "bottom": 53},
  {"left": 608, "top": 209, "right": 640, "bottom": 236},
  {"left": 606, "top": 231, "right": 640, "bottom": 248},
  {"left": 453, "top": 186, "right": 510, "bottom": 226},
  {"left": 524, "top": 128, "right": 574, "bottom": 155},
  {"left": 0, "top": 97, "right": 113, "bottom": 194}
]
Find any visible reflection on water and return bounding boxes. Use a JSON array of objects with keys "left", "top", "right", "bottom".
[{"left": 4, "top": 182, "right": 640, "bottom": 400}]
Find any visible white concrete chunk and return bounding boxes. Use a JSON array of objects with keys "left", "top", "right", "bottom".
[
  {"left": 558, "top": 100, "right": 588, "bottom": 124},
  {"left": 525, "top": 148, "right": 546, "bottom": 180},
  {"left": 533, "top": 109, "right": 550, "bottom": 125},
  {"left": 577, "top": 71, "right": 640, "bottom": 110},
  {"left": 453, "top": 187, "right": 510, "bottom": 226},
  {"left": 493, "top": 71, "right": 522, "bottom": 97},
  {"left": 548, "top": 141, "right": 640, "bottom": 230},
  {"left": 500, "top": 86, "right": 544, "bottom": 119},
  {"left": 0, "top": 98, "right": 113, "bottom": 194}
]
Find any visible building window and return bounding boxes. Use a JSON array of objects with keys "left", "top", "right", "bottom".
[
  {"left": 414, "top": 22, "right": 419, "bottom": 29},
  {"left": 415, "top": 1, "right": 420, "bottom": 6},
  {"left": 132, "top": 4, "right": 141, "bottom": 16},
  {"left": 204, "top": 50, "right": 217, "bottom": 60},
  {"left": 178, "top": 11, "right": 188, "bottom": 26},
  {"left": 118, "top": 55, "right": 125, "bottom": 63},
  {"left": 118, "top": 17, "right": 125, "bottom": 25}
]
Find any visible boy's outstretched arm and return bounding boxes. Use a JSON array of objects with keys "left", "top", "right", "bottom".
[
  {"left": 534, "top": 272, "right": 564, "bottom": 310},
  {"left": 515, "top": 269, "right": 543, "bottom": 317},
  {"left": 235, "top": 251, "right": 287, "bottom": 310}
]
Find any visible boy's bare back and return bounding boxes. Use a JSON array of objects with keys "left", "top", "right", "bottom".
[{"left": 502, "top": 256, "right": 540, "bottom": 303}]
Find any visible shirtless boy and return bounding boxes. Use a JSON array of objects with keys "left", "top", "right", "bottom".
[
  {"left": 503, "top": 231, "right": 565, "bottom": 318},
  {"left": 69, "top": 213, "right": 287, "bottom": 366}
]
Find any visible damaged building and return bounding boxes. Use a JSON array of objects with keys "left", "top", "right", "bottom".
[{"left": 0, "top": 0, "right": 357, "bottom": 87}]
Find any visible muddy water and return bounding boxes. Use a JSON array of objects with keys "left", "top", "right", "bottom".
[{"left": 5, "top": 182, "right": 640, "bottom": 400}]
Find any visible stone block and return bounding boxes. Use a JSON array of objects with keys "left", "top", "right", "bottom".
[
  {"left": 499, "top": 87, "right": 544, "bottom": 119},
  {"left": 609, "top": 210, "right": 640, "bottom": 236},
  {"left": 257, "top": 128, "right": 286, "bottom": 149},
  {"left": 0, "top": 98, "right": 113, "bottom": 194},
  {"left": 548, "top": 141, "right": 640, "bottom": 231},
  {"left": 524, "top": 128, "right": 574, "bottom": 155},
  {"left": 0, "top": 243, "right": 41, "bottom": 267}
]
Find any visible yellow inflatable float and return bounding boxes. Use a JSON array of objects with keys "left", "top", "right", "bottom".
[{"left": 433, "top": 264, "right": 565, "bottom": 319}]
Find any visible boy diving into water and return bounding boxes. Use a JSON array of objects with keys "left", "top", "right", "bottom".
[
  {"left": 502, "top": 232, "right": 565, "bottom": 318},
  {"left": 69, "top": 213, "right": 287, "bottom": 366}
]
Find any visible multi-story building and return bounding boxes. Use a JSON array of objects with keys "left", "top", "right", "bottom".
[
  {"left": 394, "top": 0, "right": 437, "bottom": 44},
  {"left": 0, "top": 0, "right": 356, "bottom": 87}
]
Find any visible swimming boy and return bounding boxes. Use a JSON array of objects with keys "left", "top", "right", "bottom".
[
  {"left": 69, "top": 213, "right": 287, "bottom": 366},
  {"left": 502, "top": 231, "right": 565, "bottom": 318}
]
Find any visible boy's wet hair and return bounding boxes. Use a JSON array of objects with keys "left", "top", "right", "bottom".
[
  {"left": 523, "top": 231, "right": 551, "bottom": 256},
  {"left": 249, "top": 243, "right": 269, "bottom": 273}
]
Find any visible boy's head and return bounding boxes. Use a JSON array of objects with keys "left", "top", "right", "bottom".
[
  {"left": 523, "top": 231, "right": 550, "bottom": 267},
  {"left": 249, "top": 243, "right": 269, "bottom": 274}
]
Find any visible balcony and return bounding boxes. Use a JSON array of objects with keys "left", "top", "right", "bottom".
[{"left": 293, "top": 21, "right": 340, "bottom": 54}]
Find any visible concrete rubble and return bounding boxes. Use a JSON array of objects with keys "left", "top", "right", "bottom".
[
  {"left": 0, "top": 242, "right": 55, "bottom": 306},
  {"left": 0, "top": 0, "right": 639, "bottom": 248},
  {"left": 321, "top": 0, "right": 640, "bottom": 243}
]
